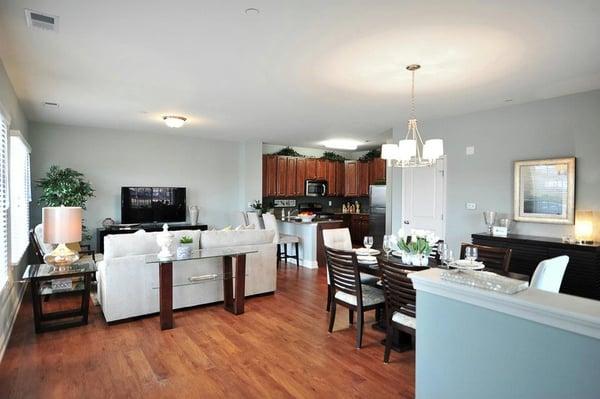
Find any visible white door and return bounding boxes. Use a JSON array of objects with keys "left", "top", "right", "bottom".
[{"left": 401, "top": 159, "right": 446, "bottom": 239}]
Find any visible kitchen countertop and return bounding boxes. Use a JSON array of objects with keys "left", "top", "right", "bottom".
[{"left": 278, "top": 218, "right": 343, "bottom": 225}]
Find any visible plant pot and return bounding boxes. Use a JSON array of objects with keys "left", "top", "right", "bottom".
[
  {"left": 252, "top": 209, "right": 262, "bottom": 216},
  {"left": 177, "top": 244, "right": 193, "bottom": 259},
  {"left": 417, "top": 254, "right": 428, "bottom": 266},
  {"left": 401, "top": 252, "right": 411, "bottom": 264}
]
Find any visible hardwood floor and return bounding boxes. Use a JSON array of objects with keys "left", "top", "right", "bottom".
[{"left": 0, "top": 265, "right": 415, "bottom": 398}]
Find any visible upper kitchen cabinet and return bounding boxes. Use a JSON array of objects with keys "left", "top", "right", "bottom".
[
  {"left": 316, "top": 159, "right": 328, "bottom": 180},
  {"left": 369, "top": 158, "right": 386, "bottom": 184},
  {"left": 344, "top": 161, "right": 358, "bottom": 197},
  {"left": 306, "top": 158, "right": 317, "bottom": 180},
  {"left": 285, "top": 157, "right": 297, "bottom": 196},
  {"left": 335, "top": 161, "right": 345, "bottom": 196},
  {"left": 357, "top": 161, "right": 369, "bottom": 196},
  {"left": 276, "top": 156, "right": 288, "bottom": 196},
  {"left": 327, "top": 161, "right": 337, "bottom": 195},
  {"left": 263, "top": 155, "right": 277, "bottom": 197},
  {"left": 296, "top": 158, "right": 307, "bottom": 196}
]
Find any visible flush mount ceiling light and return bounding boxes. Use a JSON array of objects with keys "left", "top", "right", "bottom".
[
  {"left": 322, "top": 139, "right": 361, "bottom": 151},
  {"left": 381, "top": 64, "right": 444, "bottom": 168},
  {"left": 162, "top": 115, "right": 187, "bottom": 128},
  {"left": 244, "top": 8, "right": 260, "bottom": 15}
]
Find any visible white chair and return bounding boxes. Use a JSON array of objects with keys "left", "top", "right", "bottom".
[
  {"left": 247, "top": 212, "right": 264, "bottom": 230},
  {"left": 530, "top": 255, "right": 569, "bottom": 293},
  {"left": 262, "top": 213, "right": 300, "bottom": 268},
  {"left": 322, "top": 228, "right": 379, "bottom": 311},
  {"left": 238, "top": 211, "right": 249, "bottom": 227}
]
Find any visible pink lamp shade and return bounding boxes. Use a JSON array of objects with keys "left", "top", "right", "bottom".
[{"left": 42, "top": 207, "right": 83, "bottom": 244}]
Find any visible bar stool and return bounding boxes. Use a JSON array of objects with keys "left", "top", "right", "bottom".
[{"left": 263, "top": 213, "right": 300, "bottom": 268}]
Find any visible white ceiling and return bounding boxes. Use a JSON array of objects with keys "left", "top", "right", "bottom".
[{"left": 1, "top": 0, "right": 599, "bottom": 147}]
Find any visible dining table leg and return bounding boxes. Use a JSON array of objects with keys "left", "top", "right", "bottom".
[{"left": 159, "top": 261, "right": 173, "bottom": 330}]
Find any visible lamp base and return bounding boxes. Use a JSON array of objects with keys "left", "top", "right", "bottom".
[{"left": 44, "top": 243, "right": 80, "bottom": 268}]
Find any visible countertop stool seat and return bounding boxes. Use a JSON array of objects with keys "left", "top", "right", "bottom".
[{"left": 263, "top": 213, "right": 300, "bottom": 268}]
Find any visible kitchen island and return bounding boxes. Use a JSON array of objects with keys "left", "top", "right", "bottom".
[{"left": 277, "top": 219, "right": 344, "bottom": 268}]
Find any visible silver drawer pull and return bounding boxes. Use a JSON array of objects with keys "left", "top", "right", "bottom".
[{"left": 189, "top": 274, "right": 218, "bottom": 282}]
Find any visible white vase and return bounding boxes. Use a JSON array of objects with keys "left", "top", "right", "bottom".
[
  {"left": 176, "top": 244, "right": 193, "bottom": 259},
  {"left": 417, "top": 254, "right": 428, "bottom": 266},
  {"left": 189, "top": 206, "right": 199, "bottom": 225},
  {"left": 156, "top": 224, "right": 174, "bottom": 259},
  {"left": 401, "top": 252, "right": 411, "bottom": 264}
]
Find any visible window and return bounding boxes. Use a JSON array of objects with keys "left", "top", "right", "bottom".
[
  {"left": 0, "top": 115, "right": 8, "bottom": 290},
  {"left": 10, "top": 132, "right": 31, "bottom": 265}
]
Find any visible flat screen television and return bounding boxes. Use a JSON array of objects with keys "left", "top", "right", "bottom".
[{"left": 121, "top": 187, "right": 186, "bottom": 224}]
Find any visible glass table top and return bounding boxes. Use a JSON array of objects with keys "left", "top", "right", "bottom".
[
  {"left": 22, "top": 261, "right": 97, "bottom": 280},
  {"left": 145, "top": 246, "right": 258, "bottom": 264}
]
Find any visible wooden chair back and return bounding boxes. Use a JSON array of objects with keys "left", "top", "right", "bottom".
[
  {"left": 429, "top": 239, "right": 444, "bottom": 265},
  {"left": 460, "top": 243, "right": 512, "bottom": 272},
  {"left": 30, "top": 228, "right": 45, "bottom": 263},
  {"left": 325, "top": 246, "right": 362, "bottom": 306},
  {"left": 379, "top": 257, "right": 426, "bottom": 319}
]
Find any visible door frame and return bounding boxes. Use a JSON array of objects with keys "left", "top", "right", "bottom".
[{"left": 400, "top": 157, "right": 447, "bottom": 240}]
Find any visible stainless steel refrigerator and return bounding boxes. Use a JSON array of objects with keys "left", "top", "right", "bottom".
[{"left": 368, "top": 185, "right": 386, "bottom": 248}]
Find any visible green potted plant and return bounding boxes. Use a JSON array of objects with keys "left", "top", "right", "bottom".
[
  {"left": 36, "top": 165, "right": 95, "bottom": 242},
  {"left": 177, "top": 235, "right": 194, "bottom": 258},
  {"left": 398, "top": 232, "right": 431, "bottom": 266},
  {"left": 249, "top": 200, "right": 263, "bottom": 216}
]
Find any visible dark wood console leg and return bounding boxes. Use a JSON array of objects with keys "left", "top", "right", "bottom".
[
  {"left": 233, "top": 254, "right": 246, "bottom": 315},
  {"left": 159, "top": 261, "right": 173, "bottom": 330},
  {"left": 223, "top": 256, "right": 233, "bottom": 312}
]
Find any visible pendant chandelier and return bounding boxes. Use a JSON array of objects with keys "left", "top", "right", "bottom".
[{"left": 381, "top": 64, "right": 444, "bottom": 167}]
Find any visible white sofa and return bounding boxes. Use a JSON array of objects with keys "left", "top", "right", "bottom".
[{"left": 96, "top": 228, "right": 276, "bottom": 322}]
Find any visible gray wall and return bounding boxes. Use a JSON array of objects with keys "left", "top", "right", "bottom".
[
  {"left": 417, "top": 291, "right": 600, "bottom": 399},
  {"left": 0, "top": 59, "right": 29, "bottom": 360},
  {"left": 389, "top": 90, "right": 600, "bottom": 252},
  {"left": 29, "top": 122, "right": 245, "bottom": 246}
]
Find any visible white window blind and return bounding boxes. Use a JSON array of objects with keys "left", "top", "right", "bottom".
[
  {"left": 10, "top": 133, "right": 31, "bottom": 265},
  {"left": 0, "top": 116, "right": 9, "bottom": 290}
]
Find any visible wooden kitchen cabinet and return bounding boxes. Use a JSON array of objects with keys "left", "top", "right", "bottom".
[
  {"left": 369, "top": 158, "right": 386, "bottom": 184},
  {"left": 350, "top": 214, "right": 370, "bottom": 245},
  {"left": 276, "top": 156, "right": 287, "bottom": 196},
  {"left": 306, "top": 158, "right": 317, "bottom": 180},
  {"left": 336, "top": 161, "right": 345, "bottom": 196},
  {"left": 326, "top": 161, "right": 337, "bottom": 195},
  {"left": 296, "top": 158, "right": 307, "bottom": 196},
  {"left": 357, "top": 161, "right": 370, "bottom": 196},
  {"left": 316, "top": 159, "right": 328, "bottom": 180},
  {"left": 263, "top": 155, "right": 277, "bottom": 197},
  {"left": 344, "top": 161, "right": 358, "bottom": 197},
  {"left": 285, "top": 157, "right": 297, "bottom": 196}
]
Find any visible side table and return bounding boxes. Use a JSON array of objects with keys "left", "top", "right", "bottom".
[{"left": 22, "top": 262, "right": 97, "bottom": 333}]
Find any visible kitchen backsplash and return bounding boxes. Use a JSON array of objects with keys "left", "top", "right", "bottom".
[{"left": 263, "top": 196, "right": 370, "bottom": 214}]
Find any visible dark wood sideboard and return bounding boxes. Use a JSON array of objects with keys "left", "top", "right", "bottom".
[
  {"left": 96, "top": 224, "right": 208, "bottom": 253},
  {"left": 472, "top": 233, "right": 600, "bottom": 300}
]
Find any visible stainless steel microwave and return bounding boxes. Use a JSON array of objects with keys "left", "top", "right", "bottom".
[{"left": 305, "top": 180, "right": 328, "bottom": 197}]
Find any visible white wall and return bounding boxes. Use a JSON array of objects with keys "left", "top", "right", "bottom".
[
  {"left": 388, "top": 89, "right": 600, "bottom": 252},
  {"left": 0, "top": 59, "right": 29, "bottom": 361},
  {"left": 238, "top": 140, "right": 263, "bottom": 211},
  {"left": 29, "top": 123, "right": 245, "bottom": 246}
]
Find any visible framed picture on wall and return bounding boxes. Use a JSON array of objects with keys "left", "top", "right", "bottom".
[{"left": 514, "top": 157, "right": 575, "bottom": 224}]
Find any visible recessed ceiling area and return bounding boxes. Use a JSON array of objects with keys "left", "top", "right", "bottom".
[{"left": 0, "top": 0, "right": 599, "bottom": 147}]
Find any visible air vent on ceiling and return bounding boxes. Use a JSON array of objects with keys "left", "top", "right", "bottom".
[{"left": 25, "top": 9, "right": 59, "bottom": 32}]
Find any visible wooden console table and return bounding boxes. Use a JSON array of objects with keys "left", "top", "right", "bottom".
[
  {"left": 145, "top": 246, "right": 257, "bottom": 330},
  {"left": 472, "top": 233, "right": 600, "bottom": 300}
]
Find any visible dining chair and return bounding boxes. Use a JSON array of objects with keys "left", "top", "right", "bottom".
[
  {"left": 247, "top": 211, "right": 264, "bottom": 230},
  {"left": 322, "top": 228, "right": 379, "bottom": 311},
  {"left": 238, "top": 211, "right": 249, "bottom": 227},
  {"left": 325, "top": 246, "right": 385, "bottom": 349},
  {"left": 530, "top": 255, "right": 569, "bottom": 293},
  {"left": 379, "top": 256, "right": 427, "bottom": 363},
  {"left": 460, "top": 243, "right": 512, "bottom": 272},
  {"left": 263, "top": 213, "right": 300, "bottom": 268},
  {"left": 428, "top": 239, "right": 444, "bottom": 265}
]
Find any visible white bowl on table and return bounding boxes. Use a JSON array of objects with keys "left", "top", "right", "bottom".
[{"left": 298, "top": 214, "right": 316, "bottom": 223}]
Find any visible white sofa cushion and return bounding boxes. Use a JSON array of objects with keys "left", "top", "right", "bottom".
[
  {"left": 200, "top": 229, "right": 274, "bottom": 249},
  {"left": 103, "top": 229, "right": 200, "bottom": 260}
]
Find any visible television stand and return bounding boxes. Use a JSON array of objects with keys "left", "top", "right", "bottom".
[{"left": 96, "top": 223, "right": 208, "bottom": 253}]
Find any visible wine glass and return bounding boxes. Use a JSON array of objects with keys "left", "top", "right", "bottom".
[
  {"left": 471, "top": 247, "right": 478, "bottom": 262},
  {"left": 382, "top": 235, "right": 392, "bottom": 258},
  {"left": 483, "top": 211, "right": 497, "bottom": 235},
  {"left": 465, "top": 246, "right": 473, "bottom": 261},
  {"left": 442, "top": 248, "right": 454, "bottom": 268},
  {"left": 363, "top": 236, "right": 374, "bottom": 252},
  {"left": 438, "top": 242, "right": 448, "bottom": 265}
]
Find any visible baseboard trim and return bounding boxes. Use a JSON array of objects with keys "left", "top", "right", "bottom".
[{"left": 0, "top": 281, "right": 26, "bottom": 363}]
